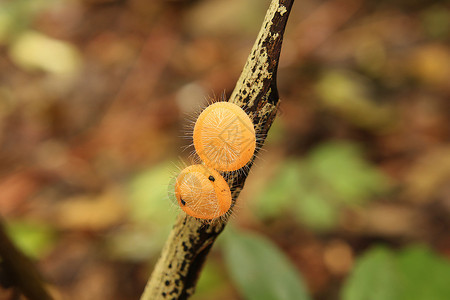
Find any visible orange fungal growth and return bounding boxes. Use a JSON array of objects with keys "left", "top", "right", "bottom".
[
  {"left": 175, "top": 164, "right": 232, "bottom": 220},
  {"left": 193, "top": 102, "right": 256, "bottom": 172}
]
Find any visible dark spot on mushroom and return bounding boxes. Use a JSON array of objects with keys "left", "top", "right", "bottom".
[
  {"left": 208, "top": 175, "right": 215, "bottom": 182},
  {"left": 180, "top": 197, "right": 186, "bottom": 205}
]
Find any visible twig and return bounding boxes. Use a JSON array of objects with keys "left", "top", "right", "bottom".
[
  {"left": 0, "top": 219, "right": 53, "bottom": 300},
  {"left": 140, "top": 0, "right": 294, "bottom": 299}
]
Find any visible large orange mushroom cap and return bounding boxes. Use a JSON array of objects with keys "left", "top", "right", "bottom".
[{"left": 193, "top": 102, "right": 256, "bottom": 172}]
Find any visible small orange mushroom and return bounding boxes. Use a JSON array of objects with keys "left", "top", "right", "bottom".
[{"left": 175, "top": 164, "right": 232, "bottom": 220}]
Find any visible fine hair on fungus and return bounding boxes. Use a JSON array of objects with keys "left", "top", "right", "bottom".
[
  {"left": 174, "top": 164, "right": 232, "bottom": 220},
  {"left": 193, "top": 102, "right": 256, "bottom": 172}
]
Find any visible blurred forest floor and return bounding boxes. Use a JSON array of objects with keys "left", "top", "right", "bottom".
[{"left": 0, "top": 0, "right": 449, "bottom": 299}]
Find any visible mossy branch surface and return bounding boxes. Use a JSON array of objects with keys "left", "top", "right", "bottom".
[{"left": 140, "top": 0, "right": 294, "bottom": 299}]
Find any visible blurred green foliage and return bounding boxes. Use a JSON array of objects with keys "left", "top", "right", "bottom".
[
  {"left": 397, "top": 246, "right": 450, "bottom": 300},
  {"left": 127, "top": 162, "right": 175, "bottom": 225},
  {"left": 1, "top": 0, "right": 448, "bottom": 298},
  {"left": 315, "top": 70, "right": 393, "bottom": 130},
  {"left": 421, "top": 5, "right": 450, "bottom": 39},
  {"left": 342, "top": 246, "right": 401, "bottom": 300},
  {"left": 0, "top": 0, "right": 56, "bottom": 43},
  {"left": 222, "top": 228, "right": 311, "bottom": 300},
  {"left": 193, "top": 258, "right": 229, "bottom": 299},
  {"left": 106, "top": 162, "right": 176, "bottom": 261},
  {"left": 342, "top": 245, "right": 450, "bottom": 300},
  {"left": 256, "top": 141, "right": 390, "bottom": 230},
  {"left": 0, "top": 0, "right": 81, "bottom": 74},
  {"left": 5, "top": 220, "right": 56, "bottom": 259}
]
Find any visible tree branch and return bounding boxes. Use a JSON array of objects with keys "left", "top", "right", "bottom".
[
  {"left": 0, "top": 219, "right": 53, "bottom": 300},
  {"left": 140, "top": 0, "right": 294, "bottom": 299}
]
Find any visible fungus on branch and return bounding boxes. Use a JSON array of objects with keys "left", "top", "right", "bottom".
[{"left": 140, "top": 0, "right": 294, "bottom": 299}]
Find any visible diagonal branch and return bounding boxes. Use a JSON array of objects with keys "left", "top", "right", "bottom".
[
  {"left": 0, "top": 219, "right": 53, "bottom": 300},
  {"left": 140, "top": 0, "right": 294, "bottom": 299}
]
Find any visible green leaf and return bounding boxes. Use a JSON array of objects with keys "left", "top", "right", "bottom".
[
  {"left": 342, "top": 246, "right": 401, "bottom": 300},
  {"left": 254, "top": 141, "right": 390, "bottom": 231},
  {"left": 397, "top": 246, "right": 450, "bottom": 300},
  {"left": 127, "top": 161, "right": 175, "bottom": 225},
  {"left": 193, "top": 259, "right": 227, "bottom": 298},
  {"left": 295, "top": 191, "right": 337, "bottom": 230},
  {"left": 222, "top": 228, "right": 311, "bottom": 300},
  {"left": 112, "top": 161, "right": 178, "bottom": 261},
  {"left": 342, "top": 245, "right": 450, "bottom": 300},
  {"left": 256, "top": 159, "right": 304, "bottom": 219},
  {"left": 5, "top": 221, "right": 56, "bottom": 259},
  {"left": 308, "top": 142, "right": 389, "bottom": 205}
]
